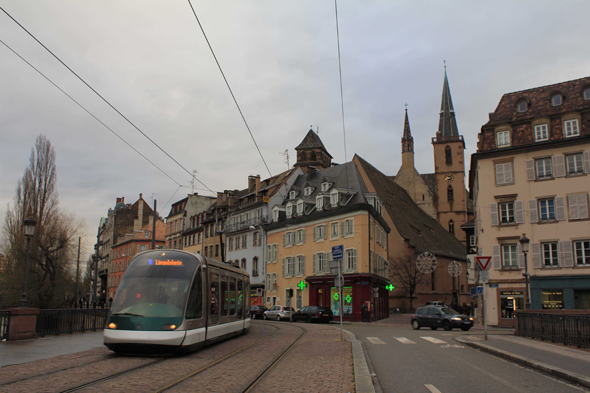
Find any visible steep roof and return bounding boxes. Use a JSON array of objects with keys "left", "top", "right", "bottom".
[
  {"left": 484, "top": 75, "right": 590, "bottom": 127},
  {"left": 295, "top": 129, "right": 333, "bottom": 158},
  {"left": 438, "top": 68, "right": 460, "bottom": 138},
  {"left": 355, "top": 155, "right": 465, "bottom": 260}
]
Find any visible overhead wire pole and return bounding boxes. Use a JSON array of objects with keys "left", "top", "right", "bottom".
[{"left": 0, "top": 6, "right": 215, "bottom": 195}]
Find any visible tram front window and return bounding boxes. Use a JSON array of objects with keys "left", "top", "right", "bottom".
[{"left": 111, "top": 252, "right": 198, "bottom": 318}]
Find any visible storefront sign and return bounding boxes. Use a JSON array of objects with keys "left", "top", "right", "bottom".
[{"left": 500, "top": 291, "right": 523, "bottom": 296}]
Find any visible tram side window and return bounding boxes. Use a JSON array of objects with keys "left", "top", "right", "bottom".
[
  {"left": 221, "top": 277, "right": 229, "bottom": 317},
  {"left": 229, "top": 278, "right": 236, "bottom": 316},
  {"left": 237, "top": 280, "right": 243, "bottom": 319},
  {"left": 185, "top": 270, "right": 202, "bottom": 319},
  {"left": 246, "top": 281, "right": 251, "bottom": 315},
  {"left": 210, "top": 273, "right": 219, "bottom": 324}
]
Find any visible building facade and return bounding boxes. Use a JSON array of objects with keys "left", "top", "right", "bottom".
[{"left": 470, "top": 76, "right": 590, "bottom": 326}]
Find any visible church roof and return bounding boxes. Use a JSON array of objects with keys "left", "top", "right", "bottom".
[
  {"left": 402, "top": 109, "right": 413, "bottom": 141},
  {"left": 295, "top": 129, "right": 332, "bottom": 157},
  {"left": 438, "top": 68, "right": 460, "bottom": 138}
]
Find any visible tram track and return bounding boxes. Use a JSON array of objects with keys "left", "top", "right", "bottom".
[{"left": 56, "top": 322, "right": 281, "bottom": 393}]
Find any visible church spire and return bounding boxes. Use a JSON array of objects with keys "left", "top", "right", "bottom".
[
  {"left": 401, "top": 107, "right": 414, "bottom": 153},
  {"left": 438, "top": 66, "right": 459, "bottom": 138}
]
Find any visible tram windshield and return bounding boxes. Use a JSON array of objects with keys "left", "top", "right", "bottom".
[{"left": 111, "top": 251, "right": 199, "bottom": 318}]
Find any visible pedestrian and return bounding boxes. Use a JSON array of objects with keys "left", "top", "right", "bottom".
[{"left": 462, "top": 302, "right": 470, "bottom": 316}]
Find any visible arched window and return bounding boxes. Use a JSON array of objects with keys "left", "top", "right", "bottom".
[
  {"left": 551, "top": 94, "right": 562, "bottom": 106},
  {"left": 445, "top": 145, "right": 452, "bottom": 165},
  {"left": 311, "top": 151, "right": 316, "bottom": 161},
  {"left": 517, "top": 100, "right": 527, "bottom": 113},
  {"left": 584, "top": 87, "right": 590, "bottom": 100},
  {"left": 448, "top": 219, "right": 455, "bottom": 234},
  {"left": 241, "top": 258, "right": 247, "bottom": 269},
  {"left": 447, "top": 185, "right": 454, "bottom": 202}
]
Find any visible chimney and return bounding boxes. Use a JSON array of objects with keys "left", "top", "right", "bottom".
[
  {"left": 307, "top": 166, "right": 317, "bottom": 179},
  {"left": 139, "top": 193, "right": 143, "bottom": 199},
  {"left": 255, "top": 175, "right": 261, "bottom": 196},
  {"left": 116, "top": 197, "right": 125, "bottom": 204},
  {"left": 248, "top": 175, "right": 257, "bottom": 191}
]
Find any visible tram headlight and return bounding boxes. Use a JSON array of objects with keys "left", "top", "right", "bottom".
[
  {"left": 108, "top": 323, "right": 117, "bottom": 329},
  {"left": 163, "top": 324, "right": 177, "bottom": 330}
]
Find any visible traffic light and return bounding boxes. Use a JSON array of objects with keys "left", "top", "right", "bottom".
[{"left": 287, "top": 289, "right": 294, "bottom": 298}]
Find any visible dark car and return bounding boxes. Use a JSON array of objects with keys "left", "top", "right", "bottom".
[
  {"left": 411, "top": 306, "right": 473, "bottom": 331},
  {"left": 250, "top": 305, "right": 268, "bottom": 319},
  {"left": 292, "top": 306, "right": 334, "bottom": 323}
]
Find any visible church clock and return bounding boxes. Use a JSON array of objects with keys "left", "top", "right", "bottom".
[{"left": 444, "top": 173, "right": 455, "bottom": 183}]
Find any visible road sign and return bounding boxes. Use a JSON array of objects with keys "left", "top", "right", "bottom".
[
  {"left": 489, "top": 284, "right": 499, "bottom": 288},
  {"left": 332, "top": 245, "right": 343, "bottom": 260},
  {"left": 329, "top": 260, "right": 341, "bottom": 268},
  {"left": 416, "top": 252, "right": 437, "bottom": 273},
  {"left": 330, "top": 267, "right": 339, "bottom": 275},
  {"left": 256, "top": 288, "right": 263, "bottom": 295},
  {"left": 334, "top": 275, "right": 344, "bottom": 288},
  {"left": 476, "top": 286, "right": 484, "bottom": 295},
  {"left": 372, "top": 287, "right": 379, "bottom": 294},
  {"left": 475, "top": 256, "right": 492, "bottom": 271},
  {"left": 470, "top": 287, "right": 477, "bottom": 298},
  {"left": 478, "top": 271, "right": 489, "bottom": 283},
  {"left": 447, "top": 261, "right": 462, "bottom": 277}
]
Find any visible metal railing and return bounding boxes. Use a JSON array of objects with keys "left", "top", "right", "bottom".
[
  {"left": 516, "top": 312, "right": 590, "bottom": 349},
  {"left": 224, "top": 216, "right": 268, "bottom": 233},
  {"left": 36, "top": 308, "right": 109, "bottom": 337},
  {"left": 0, "top": 310, "right": 9, "bottom": 340}
]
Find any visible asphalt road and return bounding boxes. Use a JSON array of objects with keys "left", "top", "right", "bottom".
[{"left": 345, "top": 325, "right": 587, "bottom": 393}]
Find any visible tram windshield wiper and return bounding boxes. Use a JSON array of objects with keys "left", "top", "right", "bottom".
[{"left": 111, "top": 312, "right": 144, "bottom": 317}]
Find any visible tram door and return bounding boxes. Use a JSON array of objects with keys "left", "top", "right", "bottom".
[{"left": 209, "top": 272, "right": 219, "bottom": 325}]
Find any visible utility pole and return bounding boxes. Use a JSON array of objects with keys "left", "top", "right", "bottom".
[
  {"left": 152, "top": 199, "right": 157, "bottom": 250},
  {"left": 75, "top": 237, "right": 81, "bottom": 306}
]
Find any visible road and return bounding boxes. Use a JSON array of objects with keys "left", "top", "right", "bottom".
[{"left": 345, "top": 325, "right": 587, "bottom": 393}]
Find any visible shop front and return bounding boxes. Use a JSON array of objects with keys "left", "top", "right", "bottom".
[
  {"left": 497, "top": 289, "right": 525, "bottom": 328},
  {"left": 531, "top": 275, "right": 590, "bottom": 310},
  {"left": 306, "top": 274, "right": 389, "bottom": 322}
]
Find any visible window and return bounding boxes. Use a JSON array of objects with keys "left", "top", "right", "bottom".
[
  {"left": 498, "top": 201, "right": 515, "bottom": 224},
  {"left": 448, "top": 220, "right": 454, "bottom": 234},
  {"left": 568, "top": 194, "right": 589, "bottom": 220},
  {"left": 564, "top": 120, "right": 579, "bottom": 137},
  {"left": 535, "top": 158, "right": 552, "bottom": 179},
  {"left": 316, "top": 196, "right": 323, "bottom": 210},
  {"left": 290, "top": 191, "right": 296, "bottom": 199},
  {"left": 313, "top": 224, "right": 327, "bottom": 241},
  {"left": 215, "top": 244, "right": 219, "bottom": 257},
  {"left": 517, "top": 100, "right": 527, "bottom": 113},
  {"left": 497, "top": 130, "right": 510, "bottom": 147},
  {"left": 253, "top": 232, "right": 261, "bottom": 247},
  {"left": 447, "top": 185, "right": 454, "bottom": 202},
  {"left": 495, "top": 162, "right": 513, "bottom": 185},
  {"left": 286, "top": 203, "right": 293, "bottom": 218},
  {"left": 584, "top": 88, "right": 590, "bottom": 100},
  {"left": 551, "top": 94, "right": 562, "bottom": 106},
  {"left": 534, "top": 124, "right": 548, "bottom": 141},
  {"left": 297, "top": 200, "right": 303, "bottom": 215},
  {"left": 539, "top": 198, "right": 556, "bottom": 221},
  {"left": 342, "top": 218, "right": 354, "bottom": 237},
  {"left": 144, "top": 231, "right": 150, "bottom": 238},
  {"left": 314, "top": 252, "right": 329, "bottom": 274},
  {"left": 566, "top": 153, "right": 584, "bottom": 175},
  {"left": 296, "top": 229, "right": 305, "bottom": 244},
  {"left": 235, "top": 236, "right": 241, "bottom": 250},
  {"left": 304, "top": 187, "right": 313, "bottom": 196},
  {"left": 502, "top": 244, "right": 518, "bottom": 267},
  {"left": 445, "top": 145, "right": 452, "bottom": 165},
  {"left": 267, "top": 244, "right": 278, "bottom": 263},
  {"left": 331, "top": 221, "right": 339, "bottom": 239},
  {"left": 228, "top": 237, "right": 233, "bottom": 251},
  {"left": 321, "top": 182, "right": 331, "bottom": 192},
  {"left": 542, "top": 243, "right": 559, "bottom": 266},
  {"left": 330, "top": 191, "right": 339, "bottom": 206},
  {"left": 296, "top": 255, "right": 306, "bottom": 276},
  {"left": 138, "top": 245, "right": 147, "bottom": 253},
  {"left": 344, "top": 248, "right": 358, "bottom": 272},
  {"left": 252, "top": 257, "right": 259, "bottom": 276},
  {"left": 241, "top": 258, "right": 247, "bottom": 270},
  {"left": 284, "top": 231, "right": 294, "bottom": 247},
  {"left": 574, "top": 240, "right": 590, "bottom": 265}
]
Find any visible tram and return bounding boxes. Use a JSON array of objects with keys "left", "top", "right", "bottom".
[{"left": 104, "top": 249, "right": 250, "bottom": 354}]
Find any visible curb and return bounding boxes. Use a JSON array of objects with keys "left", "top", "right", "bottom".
[
  {"left": 342, "top": 328, "right": 376, "bottom": 393},
  {"left": 455, "top": 336, "right": 590, "bottom": 390}
]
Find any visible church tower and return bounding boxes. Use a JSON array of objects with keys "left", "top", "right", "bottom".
[
  {"left": 294, "top": 128, "right": 333, "bottom": 173},
  {"left": 432, "top": 67, "right": 468, "bottom": 244}
]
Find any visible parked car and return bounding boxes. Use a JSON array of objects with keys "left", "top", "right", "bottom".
[
  {"left": 263, "top": 305, "right": 294, "bottom": 321},
  {"left": 411, "top": 306, "right": 474, "bottom": 331},
  {"left": 250, "top": 305, "right": 268, "bottom": 319},
  {"left": 425, "top": 301, "right": 446, "bottom": 307},
  {"left": 292, "top": 306, "right": 334, "bottom": 323}
]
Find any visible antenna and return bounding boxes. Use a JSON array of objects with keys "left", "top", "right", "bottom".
[
  {"left": 191, "top": 169, "right": 198, "bottom": 193},
  {"left": 280, "top": 150, "right": 290, "bottom": 169}
]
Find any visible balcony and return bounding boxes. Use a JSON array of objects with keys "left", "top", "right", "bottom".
[{"left": 224, "top": 215, "right": 268, "bottom": 233}]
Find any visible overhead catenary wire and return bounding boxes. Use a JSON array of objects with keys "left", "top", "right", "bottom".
[
  {"left": 0, "top": 38, "right": 185, "bottom": 189},
  {"left": 334, "top": 0, "right": 349, "bottom": 191},
  {"left": 0, "top": 6, "right": 215, "bottom": 195}
]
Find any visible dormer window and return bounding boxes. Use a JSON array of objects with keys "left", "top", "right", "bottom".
[
  {"left": 321, "top": 182, "right": 331, "bottom": 192},
  {"left": 304, "top": 187, "right": 313, "bottom": 196},
  {"left": 496, "top": 130, "right": 510, "bottom": 147},
  {"left": 330, "top": 190, "right": 339, "bottom": 206},
  {"left": 316, "top": 195, "right": 324, "bottom": 210},
  {"left": 296, "top": 200, "right": 303, "bottom": 215},
  {"left": 272, "top": 207, "right": 279, "bottom": 222},
  {"left": 286, "top": 203, "right": 293, "bottom": 218},
  {"left": 367, "top": 196, "right": 375, "bottom": 207},
  {"left": 584, "top": 87, "right": 590, "bottom": 100},
  {"left": 516, "top": 100, "right": 527, "bottom": 113},
  {"left": 289, "top": 191, "right": 296, "bottom": 199},
  {"left": 551, "top": 94, "right": 562, "bottom": 106}
]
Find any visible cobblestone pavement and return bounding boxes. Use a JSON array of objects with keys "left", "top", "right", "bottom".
[{"left": 0, "top": 321, "right": 354, "bottom": 393}]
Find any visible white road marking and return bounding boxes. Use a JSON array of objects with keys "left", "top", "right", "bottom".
[
  {"left": 394, "top": 337, "right": 416, "bottom": 344},
  {"left": 421, "top": 336, "right": 447, "bottom": 344},
  {"left": 367, "top": 337, "right": 386, "bottom": 344},
  {"left": 425, "top": 384, "right": 442, "bottom": 393}
]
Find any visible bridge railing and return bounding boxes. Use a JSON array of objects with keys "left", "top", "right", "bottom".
[
  {"left": 0, "top": 310, "right": 9, "bottom": 340},
  {"left": 516, "top": 311, "right": 590, "bottom": 349},
  {"left": 36, "top": 308, "right": 109, "bottom": 337}
]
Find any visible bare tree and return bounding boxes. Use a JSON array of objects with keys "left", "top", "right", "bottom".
[
  {"left": 390, "top": 253, "right": 429, "bottom": 310},
  {"left": 1, "top": 135, "right": 85, "bottom": 308}
]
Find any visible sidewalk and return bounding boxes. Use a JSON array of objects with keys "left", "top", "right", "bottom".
[{"left": 456, "top": 334, "right": 590, "bottom": 389}]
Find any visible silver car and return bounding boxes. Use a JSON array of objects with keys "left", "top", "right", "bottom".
[{"left": 263, "top": 305, "right": 294, "bottom": 321}]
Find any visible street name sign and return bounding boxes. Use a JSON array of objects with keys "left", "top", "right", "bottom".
[
  {"left": 478, "top": 271, "right": 490, "bottom": 283},
  {"left": 332, "top": 245, "right": 343, "bottom": 260},
  {"left": 475, "top": 256, "right": 492, "bottom": 271},
  {"left": 489, "top": 284, "right": 499, "bottom": 288}
]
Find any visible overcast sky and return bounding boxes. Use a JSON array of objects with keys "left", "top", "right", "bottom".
[{"left": 2, "top": 1, "right": 589, "bottom": 259}]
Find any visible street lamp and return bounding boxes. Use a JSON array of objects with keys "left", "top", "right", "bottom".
[
  {"left": 20, "top": 217, "right": 37, "bottom": 308},
  {"left": 519, "top": 234, "right": 531, "bottom": 310}
]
